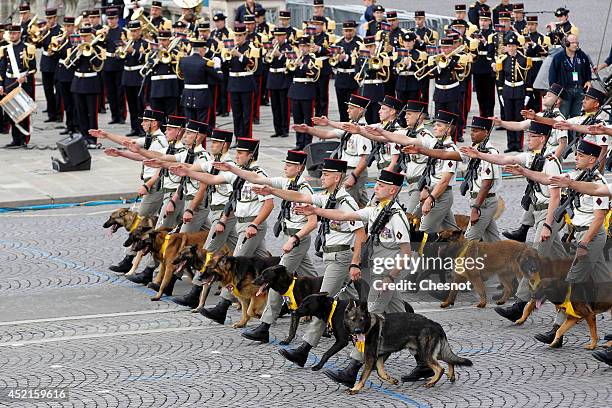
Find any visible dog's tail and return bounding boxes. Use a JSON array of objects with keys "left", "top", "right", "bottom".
[
  {"left": 493, "top": 196, "right": 506, "bottom": 220},
  {"left": 439, "top": 337, "right": 473, "bottom": 367}
]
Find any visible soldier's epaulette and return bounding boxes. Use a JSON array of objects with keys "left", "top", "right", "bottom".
[
  {"left": 487, "top": 33, "right": 495, "bottom": 44},
  {"left": 26, "top": 43, "right": 36, "bottom": 56}
]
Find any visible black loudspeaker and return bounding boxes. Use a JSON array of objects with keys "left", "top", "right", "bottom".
[
  {"left": 304, "top": 140, "right": 340, "bottom": 178},
  {"left": 51, "top": 134, "right": 92, "bottom": 172}
]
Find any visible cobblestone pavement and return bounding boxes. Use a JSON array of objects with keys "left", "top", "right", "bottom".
[{"left": 1, "top": 180, "right": 610, "bottom": 408}]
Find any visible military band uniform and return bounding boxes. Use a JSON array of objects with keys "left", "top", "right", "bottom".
[
  {"left": 332, "top": 34, "right": 361, "bottom": 122},
  {"left": 120, "top": 31, "right": 147, "bottom": 136},
  {"left": 102, "top": 24, "right": 127, "bottom": 124},
  {"left": 523, "top": 28, "right": 549, "bottom": 113},
  {"left": 312, "top": 30, "right": 332, "bottom": 118},
  {"left": 288, "top": 52, "right": 319, "bottom": 150},
  {"left": 228, "top": 39, "right": 256, "bottom": 139},
  {"left": 37, "top": 22, "right": 62, "bottom": 122},
  {"left": 472, "top": 26, "right": 496, "bottom": 117},
  {"left": 356, "top": 50, "right": 388, "bottom": 124},
  {"left": 179, "top": 49, "right": 222, "bottom": 123},
  {"left": 55, "top": 35, "right": 77, "bottom": 135},
  {"left": 266, "top": 39, "right": 293, "bottom": 137},
  {"left": 211, "top": 22, "right": 231, "bottom": 116}
]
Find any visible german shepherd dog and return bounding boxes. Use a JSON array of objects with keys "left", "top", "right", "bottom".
[
  {"left": 131, "top": 228, "right": 209, "bottom": 301},
  {"left": 519, "top": 252, "right": 611, "bottom": 350},
  {"left": 199, "top": 255, "right": 280, "bottom": 328},
  {"left": 342, "top": 301, "right": 473, "bottom": 394},
  {"left": 435, "top": 232, "right": 537, "bottom": 309},
  {"left": 103, "top": 208, "right": 157, "bottom": 234},
  {"left": 252, "top": 265, "right": 324, "bottom": 345}
]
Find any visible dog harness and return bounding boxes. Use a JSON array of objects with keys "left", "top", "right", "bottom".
[
  {"left": 559, "top": 287, "right": 582, "bottom": 319},
  {"left": 160, "top": 234, "right": 172, "bottom": 258},
  {"left": 282, "top": 276, "right": 298, "bottom": 311},
  {"left": 326, "top": 300, "right": 338, "bottom": 332},
  {"left": 454, "top": 241, "right": 476, "bottom": 276},
  {"left": 418, "top": 232, "right": 428, "bottom": 256},
  {"left": 128, "top": 215, "right": 143, "bottom": 233}
]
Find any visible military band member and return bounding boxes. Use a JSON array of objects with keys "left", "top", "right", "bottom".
[
  {"left": 512, "top": 3, "right": 527, "bottom": 34},
  {"left": 523, "top": 15, "right": 550, "bottom": 113},
  {"left": 469, "top": 0, "right": 491, "bottom": 27},
  {"left": 266, "top": 29, "right": 292, "bottom": 138},
  {"left": 461, "top": 122, "right": 566, "bottom": 323},
  {"left": 414, "top": 11, "right": 438, "bottom": 107},
  {"left": 306, "top": 169, "right": 411, "bottom": 388},
  {"left": 288, "top": 37, "right": 321, "bottom": 150},
  {"left": 36, "top": 8, "right": 62, "bottom": 123},
  {"left": 145, "top": 30, "right": 179, "bottom": 117},
  {"left": 313, "top": 0, "right": 337, "bottom": 34},
  {"left": 506, "top": 140, "right": 611, "bottom": 347},
  {"left": 394, "top": 31, "right": 425, "bottom": 124},
  {"left": 549, "top": 7, "right": 579, "bottom": 42},
  {"left": 357, "top": 35, "right": 389, "bottom": 124},
  {"left": 0, "top": 24, "right": 36, "bottom": 148},
  {"left": 255, "top": 8, "right": 274, "bottom": 37},
  {"left": 149, "top": 1, "right": 171, "bottom": 30},
  {"left": 18, "top": 4, "right": 33, "bottom": 42},
  {"left": 310, "top": 16, "right": 333, "bottom": 118},
  {"left": 55, "top": 18, "right": 78, "bottom": 137},
  {"left": 472, "top": 10, "right": 496, "bottom": 118},
  {"left": 102, "top": 8, "right": 127, "bottom": 125},
  {"left": 364, "top": 5, "right": 386, "bottom": 37},
  {"left": 227, "top": 24, "right": 257, "bottom": 139},
  {"left": 244, "top": 15, "right": 264, "bottom": 125},
  {"left": 492, "top": 0, "right": 512, "bottom": 26},
  {"left": 495, "top": 32, "right": 531, "bottom": 153},
  {"left": 255, "top": 9, "right": 273, "bottom": 107},
  {"left": 277, "top": 11, "right": 299, "bottom": 45},
  {"left": 91, "top": 108, "right": 168, "bottom": 272},
  {"left": 235, "top": 0, "right": 263, "bottom": 24},
  {"left": 332, "top": 21, "right": 361, "bottom": 123},
  {"left": 120, "top": 20, "right": 148, "bottom": 137},
  {"left": 0, "top": 24, "right": 8, "bottom": 134},
  {"left": 261, "top": 158, "right": 362, "bottom": 368},
  {"left": 211, "top": 13, "right": 231, "bottom": 118},
  {"left": 302, "top": 95, "right": 372, "bottom": 207},
  {"left": 217, "top": 150, "right": 317, "bottom": 343}
]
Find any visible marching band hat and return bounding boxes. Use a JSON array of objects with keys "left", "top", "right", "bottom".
[
  {"left": 235, "top": 138, "right": 259, "bottom": 152},
  {"left": 298, "top": 36, "right": 311, "bottom": 45},
  {"left": 528, "top": 122, "right": 552, "bottom": 137},
  {"left": 498, "top": 11, "right": 512, "bottom": 20},
  {"left": 127, "top": 20, "right": 142, "bottom": 29},
  {"left": 89, "top": 9, "right": 101, "bottom": 17},
  {"left": 311, "top": 15, "right": 326, "bottom": 24},
  {"left": 347, "top": 94, "right": 370, "bottom": 109},
  {"left": 190, "top": 39, "right": 207, "bottom": 48},
  {"left": 79, "top": 25, "right": 94, "bottom": 34},
  {"left": 279, "top": 11, "right": 291, "bottom": 19},
  {"left": 414, "top": 11, "right": 426, "bottom": 18},
  {"left": 151, "top": 1, "right": 163, "bottom": 8},
  {"left": 185, "top": 120, "right": 209, "bottom": 134},
  {"left": 314, "top": 0, "right": 325, "bottom": 5},
  {"left": 63, "top": 16, "right": 75, "bottom": 24},
  {"left": 343, "top": 20, "right": 357, "bottom": 29},
  {"left": 435, "top": 110, "right": 458, "bottom": 124},
  {"left": 234, "top": 23, "right": 247, "bottom": 33},
  {"left": 273, "top": 28, "right": 287, "bottom": 35},
  {"left": 285, "top": 150, "right": 308, "bottom": 164},
  {"left": 166, "top": 115, "right": 186, "bottom": 128},
  {"left": 9, "top": 24, "right": 21, "bottom": 32},
  {"left": 526, "top": 15, "right": 538, "bottom": 23},
  {"left": 19, "top": 4, "right": 30, "bottom": 12},
  {"left": 479, "top": 10, "right": 492, "bottom": 19},
  {"left": 440, "top": 37, "right": 454, "bottom": 46},
  {"left": 512, "top": 3, "right": 525, "bottom": 12},
  {"left": 197, "top": 22, "right": 210, "bottom": 30},
  {"left": 403, "top": 31, "right": 417, "bottom": 42},
  {"left": 373, "top": 5, "right": 385, "bottom": 13},
  {"left": 555, "top": 7, "right": 569, "bottom": 17},
  {"left": 386, "top": 11, "right": 398, "bottom": 20},
  {"left": 455, "top": 4, "right": 467, "bottom": 12},
  {"left": 157, "top": 30, "right": 172, "bottom": 38},
  {"left": 504, "top": 32, "right": 519, "bottom": 45},
  {"left": 468, "top": 116, "right": 493, "bottom": 131},
  {"left": 377, "top": 170, "right": 404, "bottom": 186},
  {"left": 106, "top": 9, "right": 119, "bottom": 17},
  {"left": 363, "top": 35, "right": 376, "bottom": 45},
  {"left": 379, "top": 95, "right": 404, "bottom": 112},
  {"left": 45, "top": 8, "right": 58, "bottom": 17},
  {"left": 255, "top": 8, "right": 266, "bottom": 17},
  {"left": 584, "top": 87, "right": 607, "bottom": 105},
  {"left": 243, "top": 15, "right": 256, "bottom": 24},
  {"left": 213, "top": 13, "right": 226, "bottom": 21},
  {"left": 322, "top": 158, "right": 347, "bottom": 173},
  {"left": 577, "top": 140, "right": 602, "bottom": 157},
  {"left": 210, "top": 129, "right": 233, "bottom": 143}
]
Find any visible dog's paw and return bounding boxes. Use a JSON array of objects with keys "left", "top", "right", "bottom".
[
  {"left": 584, "top": 343, "right": 598, "bottom": 350},
  {"left": 150, "top": 295, "right": 162, "bottom": 302},
  {"left": 424, "top": 381, "right": 436, "bottom": 388},
  {"left": 449, "top": 375, "right": 456, "bottom": 383},
  {"left": 346, "top": 388, "right": 360, "bottom": 395},
  {"left": 232, "top": 322, "right": 246, "bottom": 329},
  {"left": 475, "top": 301, "right": 486, "bottom": 308},
  {"left": 311, "top": 364, "right": 323, "bottom": 371},
  {"left": 279, "top": 340, "right": 291, "bottom": 346},
  {"left": 514, "top": 318, "right": 526, "bottom": 325},
  {"left": 388, "top": 376, "right": 399, "bottom": 385},
  {"left": 495, "top": 299, "right": 507, "bottom": 305},
  {"left": 439, "top": 301, "right": 452, "bottom": 309}
]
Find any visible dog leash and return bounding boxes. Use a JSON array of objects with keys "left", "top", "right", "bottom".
[{"left": 332, "top": 280, "right": 353, "bottom": 299}]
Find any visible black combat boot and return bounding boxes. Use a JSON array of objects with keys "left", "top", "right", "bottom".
[
  {"left": 323, "top": 358, "right": 363, "bottom": 388},
  {"left": 241, "top": 322, "right": 270, "bottom": 343},
  {"left": 109, "top": 254, "right": 135, "bottom": 273},
  {"left": 534, "top": 324, "right": 563, "bottom": 348},
  {"left": 126, "top": 266, "right": 154, "bottom": 285},
  {"left": 278, "top": 341, "right": 311, "bottom": 367},
  {"left": 401, "top": 359, "right": 435, "bottom": 382},
  {"left": 200, "top": 298, "right": 231, "bottom": 324},
  {"left": 172, "top": 285, "right": 203, "bottom": 308},
  {"left": 502, "top": 224, "right": 531, "bottom": 242},
  {"left": 494, "top": 301, "right": 527, "bottom": 322},
  {"left": 147, "top": 276, "right": 178, "bottom": 296},
  {"left": 592, "top": 347, "right": 612, "bottom": 366}
]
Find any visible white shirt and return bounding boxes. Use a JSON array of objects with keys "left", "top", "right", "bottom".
[
  {"left": 311, "top": 188, "right": 363, "bottom": 246},
  {"left": 269, "top": 176, "right": 314, "bottom": 231},
  {"left": 173, "top": 146, "right": 211, "bottom": 197},
  {"left": 355, "top": 201, "right": 411, "bottom": 246},
  {"left": 199, "top": 153, "right": 235, "bottom": 207},
  {"left": 367, "top": 122, "right": 400, "bottom": 169},
  {"left": 402, "top": 126, "right": 436, "bottom": 180},
  {"left": 136, "top": 129, "right": 168, "bottom": 180},
  {"left": 161, "top": 141, "right": 185, "bottom": 190},
  {"left": 332, "top": 119, "right": 372, "bottom": 168},
  {"left": 459, "top": 143, "right": 502, "bottom": 195},
  {"left": 422, "top": 136, "right": 458, "bottom": 187},
  {"left": 221, "top": 165, "right": 275, "bottom": 219},
  {"left": 516, "top": 151, "right": 562, "bottom": 205},
  {"left": 534, "top": 109, "right": 567, "bottom": 149},
  {"left": 568, "top": 170, "right": 609, "bottom": 227},
  {"left": 566, "top": 114, "right": 612, "bottom": 147}
]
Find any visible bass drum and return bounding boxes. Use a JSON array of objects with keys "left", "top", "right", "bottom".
[{"left": 533, "top": 47, "right": 563, "bottom": 90}]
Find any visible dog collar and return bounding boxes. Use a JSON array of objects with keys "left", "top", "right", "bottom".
[
  {"left": 559, "top": 287, "right": 582, "bottom": 319},
  {"left": 160, "top": 234, "right": 172, "bottom": 258},
  {"left": 326, "top": 299, "right": 338, "bottom": 332},
  {"left": 282, "top": 276, "right": 298, "bottom": 311},
  {"left": 230, "top": 284, "right": 241, "bottom": 297},
  {"left": 129, "top": 215, "right": 143, "bottom": 233},
  {"left": 418, "top": 232, "right": 428, "bottom": 256}
]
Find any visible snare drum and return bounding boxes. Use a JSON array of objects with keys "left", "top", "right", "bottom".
[{"left": 0, "top": 85, "right": 37, "bottom": 124}]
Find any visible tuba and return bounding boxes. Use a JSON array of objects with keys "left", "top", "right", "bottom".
[{"left": 131, "top": 8, "right": 158, "bottom": 38}]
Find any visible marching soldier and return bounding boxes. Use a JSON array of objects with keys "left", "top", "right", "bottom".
[
  {"left": 260, "top": 158, "right": 362, "bottom": 369},
  {"left": 265, "top": 28, "right": 292, "bottom": 138},
  {"left": 235, "top": 0, "right": 263, "bottom": 23},
  {"left": 36, "top": 8, "right": 62, "bottom": 123},
  {"left": 492, "top": 0, "right": 512, "bottom": 26},
  {"left": 68, "top": 25, "right": 106, "bottom": 148},
  {"left": 523, "top": 15, "right": 550, "bottom": 113},
  {"left": 312, "top": 0, "right": 337, "bottom": 34},
  {"left": 512, "top": 3, "right": 527, "bottom": 34},
  {"left": 102, "top": 8, "right": 127, "bottom": 125},
  {"left": 468, "top": 0, "right": 491, "bottom": 27},
  {"left": 297, "top": 95, "right": 372, "bottom": 207},
  {"left": 356, "top": 35, "right": 389, "bottom": 124},
  {"left": 120, "top": 20, "right": 148, "bottom": 137},
  {"left": 0, "top": 24, "right": 8, "bottom": 134},
  {"left": 332, "top": 21, "right": 361, "bottom": 122},
  {"left": 227, "top": 23, "right": 257, "bottom": 139},
  {"left": 18, "top": 4, "right": 33, "bottom": 42},
  {"left": 495, "top": 32, "right": 531, "bottom": 153},
  {"left": 178, "top": 39, "right": 222, "bottom": 123},
  {"left": 0, "top": 24, "right": 37, "bottom": 148},
  {"left": 472, "top": 10, "right": 496, "bottom": 118},
  {"left": 460, "top": 122, "right": 566, "bottom": 324},
  {"left": 216, "top": 150, "right": 317, "bottom": 343},
  {"left": 244, "top": 15, "right": 264, "bottom": 125},
  {"left": 277, "top": 11, "right": 299, "bottom": 45},
  {"left": 211, "top": 13, "right": 231, "bottom": 118},
  {"left": 91, "top": 108, "right": 167, "bottom": 272},
  {"left": 288, "top": 36, "right": 321, "bottom": 150},
  {"left": 414, "top": 11, "right": 438, "bottom": 107},
  {"left": 310, "top": 16, "right": 333, "bottom": 118},
  {"left": 506, "top": 140, "right": 611, "bottom": 348},
  {"left": 305, "top": 169, "right": 411, "bottom": 388},
  {"left": 54, "top": 18, "right": 77, "bottom": 137},
  {"left": 146, "top": 30, "right": 179, "bottom": 117}
]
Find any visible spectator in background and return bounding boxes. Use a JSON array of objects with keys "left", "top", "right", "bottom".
[
  {"left": 594, "top": 44, "right": 612, "bottom": 73},
  {"left": 549, "top": 34, "right": 592, "bottom": 120}
]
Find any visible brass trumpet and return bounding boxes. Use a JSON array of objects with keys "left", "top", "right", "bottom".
[
  {"left": 264, "top": 41, "right": 279, "bottom": 64},
  {"left": 116, "top": 39, "right": 134, "bottom": 59},
  {"left": 413, "top": 45, "right": 465, "bottom": 80},
  {"left": 49, "top": 31, "right": 67, "bottom": 53}
]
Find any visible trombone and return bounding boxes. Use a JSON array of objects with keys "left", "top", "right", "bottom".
[
  {"left": 49, "top": 29, "right": 68, "bottom": 53},
  {"left": 264, "top": 40, "right": 279, "bottom": 64},
  {"left": 64, "top": 31, "right": 106, "bottom": 69},
  {"left": 414, "top": 45, "right": 465, "bottom": 80}
]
